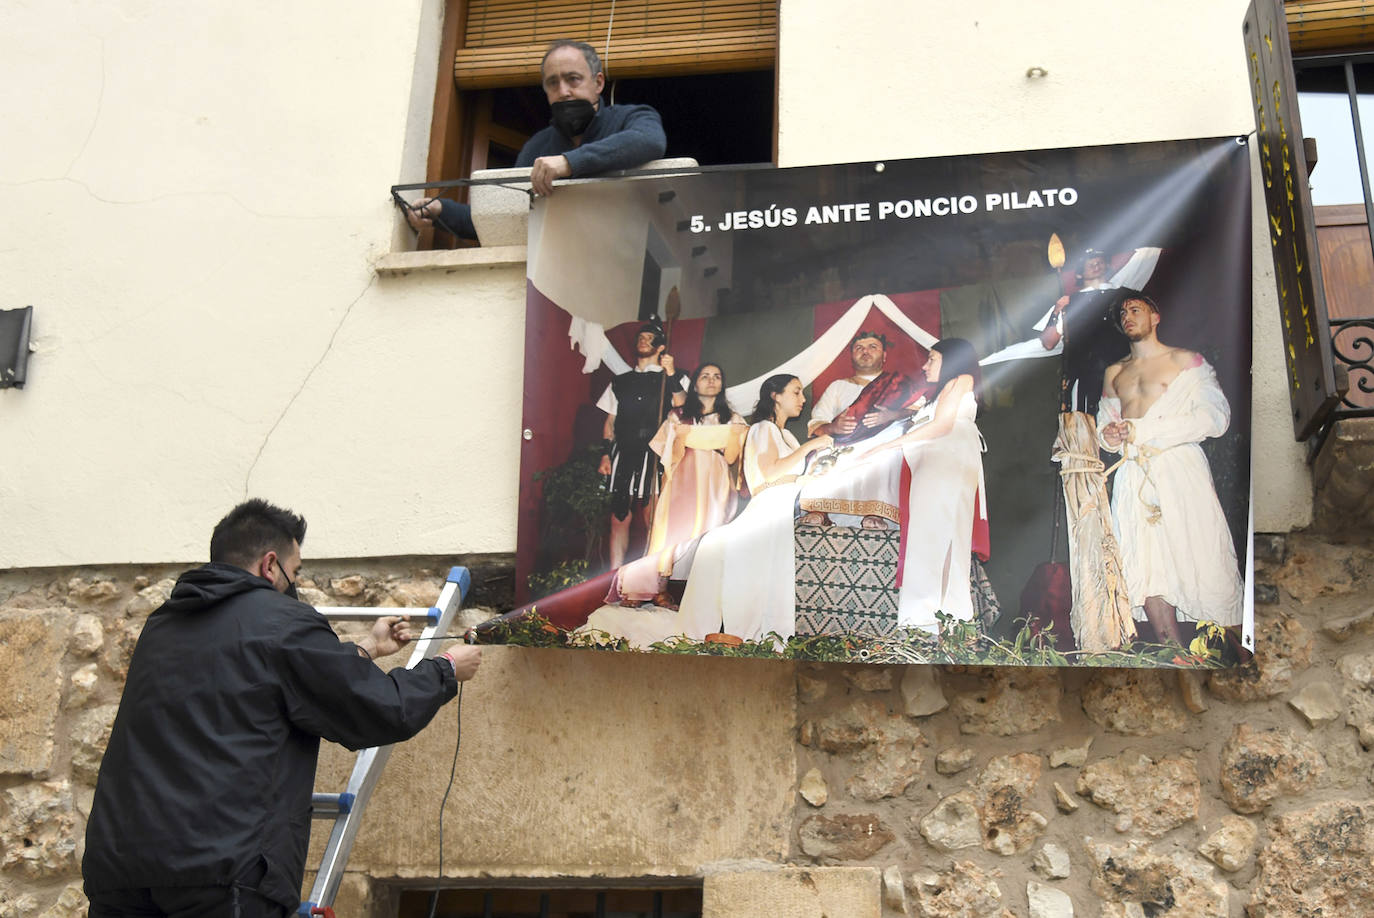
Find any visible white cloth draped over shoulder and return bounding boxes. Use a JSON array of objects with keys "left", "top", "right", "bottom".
[
  {"left": 566, "top": 296, "right": 939, "bottom": 406},
  {"left": 1096, "top": 360, "right": 1243, "bottom": 626},
  {"left": 676, "top": 421, "right": 806, "bottom": 643}
]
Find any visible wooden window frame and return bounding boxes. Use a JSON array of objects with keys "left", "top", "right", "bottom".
[{"left": 418, "top": 0, "right": 779, "bottom": 248}]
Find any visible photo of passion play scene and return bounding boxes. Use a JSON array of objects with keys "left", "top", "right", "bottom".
[{"left": 484, "top": 137, "right": 1254, "bottom": 668}]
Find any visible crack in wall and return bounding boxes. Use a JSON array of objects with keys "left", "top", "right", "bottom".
[
  {"left": 241, "top": 271, "right": 379, "bottom": 498},
  {"left": 63, "top": 36, "right": 105, "bottom": 178}
]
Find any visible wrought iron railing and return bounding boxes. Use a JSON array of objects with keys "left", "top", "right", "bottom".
[{"left": 1331, "top": 317, "right": 1374, "bottom": 417}]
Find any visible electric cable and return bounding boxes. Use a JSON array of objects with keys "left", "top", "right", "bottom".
[{"left": 426, "top": 681, "right": 464, "bottom": 918}]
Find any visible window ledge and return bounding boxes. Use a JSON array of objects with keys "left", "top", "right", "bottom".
[{"left": 374, "top": 245, "right": 527, "bottom": 276}]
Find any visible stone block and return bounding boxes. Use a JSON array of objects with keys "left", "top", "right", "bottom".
[
  {"left": 1339, "top": 650, "right": 1374, "bottom": 748},
  {"left": 1085, "top": 839, "right": 1226, "bottom": 917},
  {"left": 1252, "top": 800, "right": 1374, "bottom": 916},
  {"left": 1076, "top": 751, "right": 1199, "bottom": 837},
  {"left": 64, "top": 663, "right": 98, "bottom": 710},
  {"left": 1080, "top": 670, "right": 1187, "bottom": 735},
  {"left": 35, "top": 883, "right": 87, "bottom": 918},
  {"left": 950, "top": 668, "right": 1061, "bottom": 736},
  {"left": 797, "top": 814, "right": 894, "bottom": 860},
  {"left": 1049, "top": 738, "right": 1092, "bottom": 768},
  {"left": 797, "top": 672, "right": 828, "bottom": 704},
  {"left": 1033, "top": 842, "right": 1072, "bottom": 878},
  {"left": 881, "top": 865, "right": 907, "bottom": 914},
  {"left": 935, "top": 746, "right": 975, "bottom": 775},
  {"left": 1317, "top": 731, "right": 1368, "bottom": 788},
  {"left": 1052, "top": 782, "right": 1080, "bottom": 814},
  {"left": 1272, "top": 536, "right": 1367, "bottom": 602},
  {"left": 922, "top": 754, "right": 1047, "bottom": 855},
  {"left": 1288, "top": 680, "right": 1342, "bottom": 726},
  {"left": 1197, "top": 814, "right": 1257, "bottom": 872},
  {"left": 813, "top": 698, "right": 925, "bottom": 801},
  {"left": 976, "top": 753, "right": 1047, "bottom": 855},
  {"left": 908, "top": 861, "right": 1013, "bottom": 918},
  {"left": 0, "top": 781, "right": 77, "bottom": 878},
  {"left": 1209, "top": 615, "right": 1312, "bottom": 701},
  {"left": 1219, "top": 724, "right": 1324, "bottom": 813},
  {"left": 69, "top": 614, "right": 103, "bottom": 656},
  {"left": 1027, "top": 881, "right": 1074, "bottom": 918},
  {"left": 900, "top": 666, "right": 947, "bottom": 717},
  {"left": 1322, "top": 607, "right": 1374, "bottom": 642},
  {"left": 1310, "top": 417, "right": 1374, "bottom": 534},
  {"left": 329, "top": 575, "right": 366, "bottom": 597},
  {"left": 309, "top": 647, "right": 795, "bottom": 876},
  {"left": 1177, "top": 670, "right": 1208, "bottom": 713},
  {"left": 842, "top": 666, "right": 894, "bottom": 692},
  {"left": 703, "top": 867, "right": 881, "bottom": 918},
  {"left": 799, "top": 767, "right": 828, "bottom": 807},
  {"left": 0, "top": 611, "right": 66, "bottom": 776},
  {"left": 1253, "top": 533, "right": 1287, "bottom": 565},
  {"left": 919, "top": 791, "right": 982, "bottom": 852},
  {"left": 66, "top": 578, "right": 119, "bottom": 604},
  {"left": 70, "top": 704, "right": 119, "bottom": 786},
  {"left": 124, "top": 578, "right": 175, "bottom": 618}
]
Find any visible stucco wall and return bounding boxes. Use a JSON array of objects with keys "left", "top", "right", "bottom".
[
  {"left": 0, "top": 0, "right": 525, "bottom": 566},
  {"left": 0, "top": 0, "right": 1310, "bottom": 570}
]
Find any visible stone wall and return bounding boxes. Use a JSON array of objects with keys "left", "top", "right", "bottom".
[{"left": 2, "top": 532, "right": 1371, "bottom": 918}]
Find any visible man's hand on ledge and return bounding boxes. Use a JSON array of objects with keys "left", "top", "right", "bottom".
[
  {"left": 530, "top": 155, "right": 572, "bottom": 197},
  {"left": 404, "top": 198, "right": 443, "bottom": 232}
]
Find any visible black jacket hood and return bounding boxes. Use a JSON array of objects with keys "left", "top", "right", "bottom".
[{"left": 162, "top": 562, "right": 275, "bottom": 615}]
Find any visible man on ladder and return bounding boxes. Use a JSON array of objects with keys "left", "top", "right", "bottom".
[{"left": 83, "top": 499, "right": 481, "bottom": 918}]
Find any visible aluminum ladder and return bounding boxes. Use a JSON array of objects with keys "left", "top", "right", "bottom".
[{"left": 298, "top": 566, "right": 472, "bottom": 917}]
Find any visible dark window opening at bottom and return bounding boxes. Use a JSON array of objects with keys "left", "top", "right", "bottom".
[
  {"left": 396, "top": 884, "right": 703, "bottom": 918},
  {"left": 426, "top": 69, "right": 775, "bottom": 249},
  {"left": 471, "top": 69, "right": 775, "bottom": 173}
]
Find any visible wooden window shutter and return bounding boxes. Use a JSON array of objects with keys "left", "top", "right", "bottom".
[
  {"left": 1286, "top": 0, "right": 1374, "bottom": 54},
  {"left": 454, "top": 0, "right": 777, "bottom": 89}
]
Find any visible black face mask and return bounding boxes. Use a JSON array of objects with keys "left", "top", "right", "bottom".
[
  {"left": 550, "top": 98, "right": 596, "bottom": 138},
  {"left": 275, "top": 558, "right": 299, "bottom": 601}
]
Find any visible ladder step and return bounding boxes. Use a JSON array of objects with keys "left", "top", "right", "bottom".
[
  {"left": 310, "top": 793, "right": 355, "bottom": 818},
  {"left": 315, "top": 606, "right": 440, "bottom": 625}
]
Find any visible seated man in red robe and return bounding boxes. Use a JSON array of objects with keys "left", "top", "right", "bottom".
[{"left": 800, "top": 331, "right": 929, "bottom": 528}]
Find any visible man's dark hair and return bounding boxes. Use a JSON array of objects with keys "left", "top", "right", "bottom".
[
  {"left": 851, "top": 330, "right": 889, "bottom": 350},
  {"left": 1113, "top": 291, "right": 1160, "bottom": 333},
  {"left": 541, "top": 40, "right": 602, "bottom": 80},
  {"left": 209, "top": 499, "right": 307, "bottom": 568}
]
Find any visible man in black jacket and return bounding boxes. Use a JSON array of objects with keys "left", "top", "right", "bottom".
[{"left": 83, "top": 499, "right": 481, "bottom": 918}]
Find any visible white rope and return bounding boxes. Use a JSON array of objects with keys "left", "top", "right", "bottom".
[{"left": 604, "top": 0, "right": 616, "bottom": 104}]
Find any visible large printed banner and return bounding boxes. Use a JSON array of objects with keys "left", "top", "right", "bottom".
[{"left": 507, "top": 137, "right": 1255, "bottom": 668}]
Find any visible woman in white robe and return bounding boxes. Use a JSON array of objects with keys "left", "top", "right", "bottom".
[
  {"left": 606, "top": 363, "right": 747, "bottom": 607},
  {"left": 858, "top": 338, "right": 985, "bottom": 633},
  {"left": 676, "top": 374, "right": 832, "bottom": 643}
]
